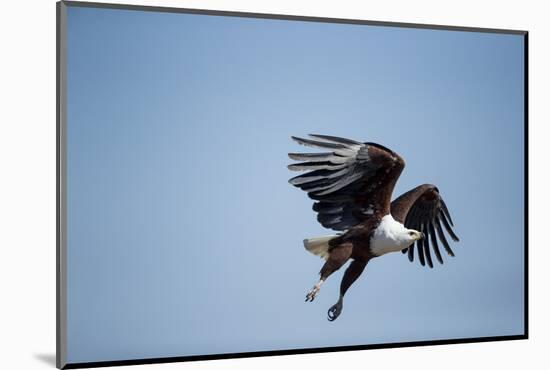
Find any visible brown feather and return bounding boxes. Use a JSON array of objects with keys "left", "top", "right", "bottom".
[
  {"left": 391, "top": 184, "right": 459, "bottom": 267},
  {"left": 288, "top": 135, "right": 405, "bottom": 231}
]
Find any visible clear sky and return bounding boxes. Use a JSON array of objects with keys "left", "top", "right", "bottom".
[{"left": 65, "top": 5, "right": 525, "bottom": 364}]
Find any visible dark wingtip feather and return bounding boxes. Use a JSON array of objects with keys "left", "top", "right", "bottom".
[
  {"left": 288, "top": 161, "right": 345, "bottom": 172},
  {"left": 440, "top": 199, "right": 455, "bottom": 226},
  {"left": 422, "top": 229, "right": 434, "bottom": 268},
  {"left": 428, "top": 223, "right": 444, "bottom": 265},
  {"left": 291, "top": 136, "right": 345, "bottom": 150},
  {"left": 435, "top": 218, "right": 455, "bottom": 257},
  {"left": 288, "top": 152, "right": 334, "bottom": 161},
  {"left": 408, "top": 244, "right": 415, "bottom": 262},
  {"left": 440, "top": 210, "right": 460, "bottom": 242},
  {"left": 308, "top": 134, "right": 362, "bottom": 146},
  {"left": 417, "top": 239, "right": 425, "bottom": 266}
]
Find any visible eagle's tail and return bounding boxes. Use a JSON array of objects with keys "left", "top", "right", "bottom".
[{"left": 303, "top": 235, "right": 338, "bottom": 260}]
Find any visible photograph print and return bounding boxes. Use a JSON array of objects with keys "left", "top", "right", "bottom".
[{"left": 58, "top": 1, "right": 526, "bottom": 368}]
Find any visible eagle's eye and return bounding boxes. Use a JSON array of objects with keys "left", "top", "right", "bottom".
[{"left": 408, "top": 231, "right": 416, "bottom": 236}]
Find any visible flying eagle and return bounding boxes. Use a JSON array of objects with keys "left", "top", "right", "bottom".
[{"left": 288, "top": 134, "right": 459, "bottom": 321}]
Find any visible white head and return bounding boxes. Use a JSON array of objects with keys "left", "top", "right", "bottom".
[
  {"left": 381, "top": 216, "right": 424, "bottom": 248},
  {"left": 370, "top": 215, "right": 425, "bottom": 256},
  {"left": 399, "top": 229, "right": 424, "bottom": 247}
]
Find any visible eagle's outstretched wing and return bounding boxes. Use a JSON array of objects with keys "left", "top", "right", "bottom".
[
  {"left": 288, "top": 135, "right": 404, "bottom": 231},
  {"left": 391, "top": 184, "right": 460, "bottom": 268}
]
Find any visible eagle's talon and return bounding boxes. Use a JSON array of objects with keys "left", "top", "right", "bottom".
[
  {"left": 327, "top": 300, "right": 343, "bottom": 321},
  {"left": 305, "top": 285, "right": 320, "bottom": 302}
]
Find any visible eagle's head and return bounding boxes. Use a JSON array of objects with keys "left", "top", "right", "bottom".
[
  {"left": 403, "top": 229, "right": 424, "bottom": 246},
  {"left": 371, "top": 215, "right": 425, "bottom": 254}
]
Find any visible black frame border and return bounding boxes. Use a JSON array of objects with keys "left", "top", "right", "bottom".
[{"left": 56, "top": 1, "right": 529, "bottom": 369}]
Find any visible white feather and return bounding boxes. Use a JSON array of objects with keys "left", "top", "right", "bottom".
[
  {"left": 303, "top": 235, "right": 338, "bottom": 260},
  {"left": 370, "top": 215, "right": 412, "bottom": 256}
]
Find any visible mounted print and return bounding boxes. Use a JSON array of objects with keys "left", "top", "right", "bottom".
[{"left": 57, "top": 1, "right": 528, "bottom": 368}]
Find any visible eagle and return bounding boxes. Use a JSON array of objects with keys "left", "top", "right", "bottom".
[{"left": 288, "top": 134, "right": 460, "bottom": 321}]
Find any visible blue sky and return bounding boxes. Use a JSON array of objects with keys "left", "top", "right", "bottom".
[{"left": 66, "top": 5, "right": 525, "bottom": 364}]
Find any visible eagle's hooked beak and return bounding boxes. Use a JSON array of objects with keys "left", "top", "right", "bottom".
[{"left": 414, "top": 231, "right": 424, "bottom": 241}]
